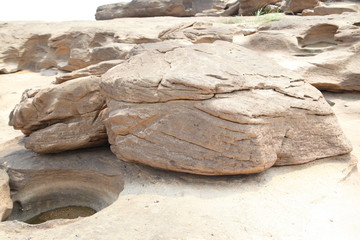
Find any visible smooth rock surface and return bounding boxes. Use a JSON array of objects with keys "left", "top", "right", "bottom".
[
  {"left": 9, "top": 76, "right": 107, "bottom": 153},
  {"left": 0, "top": 169, "right": 12, "bottom": 221},
  {"left": 101, "top": 41, "right": 352, "bottom": 175},
  {"left": 0, "top": 139, "right": 124, "bottom": 224}
]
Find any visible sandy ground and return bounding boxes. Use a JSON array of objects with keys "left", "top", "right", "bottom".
[{"left": 0, "top": 72, "right": 359, "bottom": 240}]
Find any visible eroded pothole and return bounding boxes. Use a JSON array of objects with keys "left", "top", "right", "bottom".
[{"left": 5, "top": 168, "right": 123, "bottom": 224}]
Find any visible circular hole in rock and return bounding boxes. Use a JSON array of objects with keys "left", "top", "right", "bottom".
[{"left": 6, "top": 169, "right": 123, "bottom": 224}]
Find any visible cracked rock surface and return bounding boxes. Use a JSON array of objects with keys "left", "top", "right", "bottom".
[
  {"left": 9, "top": 76, "right": 107, "bottom": 153},
  {"left": 101, "top": 41, "right": 352, "bottom": 175}
]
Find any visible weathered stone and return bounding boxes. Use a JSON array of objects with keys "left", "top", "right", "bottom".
[
  {"left": 159, "top": 22, "right": 242, "bottom": 43},
  {"left": 101, "top": 41, "right": 352, "bottom": 175},
  {"left": 56, "top": 60, "right": 124, "bottom": 84},
  {"left": 0, "top": 18, "right": 204, "bottom": 73},
  {"left": 127, "top": 40, "right": 193, "bottom": 58},
  {"left": 237, "top": 13, "right": 360, "bottom": 92},
  {"left": 0, "top": 169, "right": 12, "bottom": 221},
  {"left": 0, "top": 140, "right": 124, "bottom": 224},
  {"left": 238, "top": 0, "right": 282, "bottom": 15},
  {"left": 95, "top": 0, "right": 237, "bottom": 19},
  {"left": 313, "top": 3, "right": 359, "bottom": 16},
  {"left": 283, "top": 0, "right": 319, "bottom": 13},
  {"left": 9, "top": 76, "right": 107, "bottom": 153}
]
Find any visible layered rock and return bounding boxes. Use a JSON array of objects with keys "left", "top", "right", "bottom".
[
  {"left": 159, "top": 21, "right": 241, "bottom": 43},
  {"left": 95, "top": 0, "right": 237, "bottom": 19},
  {"left": 9, "top": 76, "right": 107, "bottom": 153},
  {"left": 0, "top": 19, "right": 200, "bottom": 74},
  {"left": 0, "top": 140, "right": 124, "bottom": 224},
  {"left": 312, "top": 2, "right": 359, "bottom": 16},
  {"left": 0, "top": 29, "right": 132, "bottom": 73},
  {"left": 56, "top": 60, "right": 124, "bottom": 84},
  {"left": 0, "top": 169, "right": 12, "bottom": 221},
  {"left": 282, "top": 0, "right": 319, "bottom": 13},
  {"left": 236, "top": 12, "right": 360, "bottom": 92},
  {"left": 238, "top": 0, "right": 282, "bottom": 15},
  {"left": 100, "top": 41, "right": 352, "bottom": 175}
]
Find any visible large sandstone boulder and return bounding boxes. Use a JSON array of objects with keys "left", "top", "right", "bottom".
[
  {"left": 95, "top": 0, "right": 237, "bottom": 19},
  {"left": 9, "top": 76, "right": 107, "bottom": 153},
  {"left": 100, "top": 41, "right": 352, "bottom": 175},
  {"left": 0, "top": 169, "right": 12, "bottom": 221}
]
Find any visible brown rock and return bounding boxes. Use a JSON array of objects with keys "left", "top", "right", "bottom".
[
  {"left": 236, "top": 13, "right": 360, "bottom": 92},
  {"left": 313, "top": 3, "right": 359, "bottom": 16},
  {"left": 0, "top": 169, "right": 12, "bottom": 221},
  {"left": 101, "top": 41, "right": 352, "bottom": 175},
  {"left": 56, "top": 60, "right": 124, "bottom": 84},
  {"left": 127, "top": 40, "right": 193, "bottom": 58},
  {"left": 9, "top": 76, "right": 107, "bottom": 153},
  {"left": 0, "top": 140, "right": 124, "bottom": 224},
  {"left": 159, "top": 22, "right": 241, "bottom": 43},
  {"left": 238, "top": 0, "right": 282, "bottom": 16},
  {"left": 0, "top": 18, "right": 201, "bottom": 73},
  {"left": 95, "top": 0, "right": 236, "bottom": 19},
  {"left": 283, "top": 0, "right": 319, "bottom": 13}
]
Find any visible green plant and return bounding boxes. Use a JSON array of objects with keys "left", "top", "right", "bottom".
[
  {"left": 254, "top": 7, "right": 283, "bottom": 25},
  {"left": 254, "top": 7, "right": 265, "bottom": 17}
]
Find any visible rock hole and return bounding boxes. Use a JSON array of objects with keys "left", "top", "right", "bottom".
[{"left": 6, "top": 169, "right": 123, "bottom": 225}]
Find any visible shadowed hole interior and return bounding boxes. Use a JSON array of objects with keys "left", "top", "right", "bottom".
[{"left": 6, "top": 169, "right": 123, "bottom": 224}]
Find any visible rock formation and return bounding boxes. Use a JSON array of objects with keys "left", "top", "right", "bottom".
[
  {"left": 95, "top": 0, "right": 238, "bottom": 19},
  {"left": 9, "top": 76, "right": 107, "bottom": 153},
  {"left": 0, "top": 140, "right": 124, "bottom": 223},
  {"left": 236, "top": 12, "right": 360, "bottom": 92},
  {"left": 55, "top": 60, "right": 124, "bottom": 84},
  {"left": 0, "top": 19, "right": 197, "bottom": 74},
  {"left": 100, "top": 41, "right": 352, "bottom": 175},
  {"left": 282, "top": 0, "right": 319, "bottom": 13},
  {"left": 1, "top": 5, "right": 360, "bottom": 239},
  {"left": 238, "top": 0, "right": 282, "bottom": 15}
]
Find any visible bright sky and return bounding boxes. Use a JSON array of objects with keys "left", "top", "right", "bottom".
[{"left": 0, "top": 0, "right": 131, "bottom": 21}]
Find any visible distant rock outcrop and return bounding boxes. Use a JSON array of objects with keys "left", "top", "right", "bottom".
[
  {"left": 95, "top": 0, "right": 238, "bottom": 19},
  {"left": 0, "top": 19, "right": 195, "bottom": 74},
  {"left": 238, "top": 0, "right": 282, "bottom": 15},
  {"left": 236, "top": 12, "right": 360, "bottom": 92}
]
